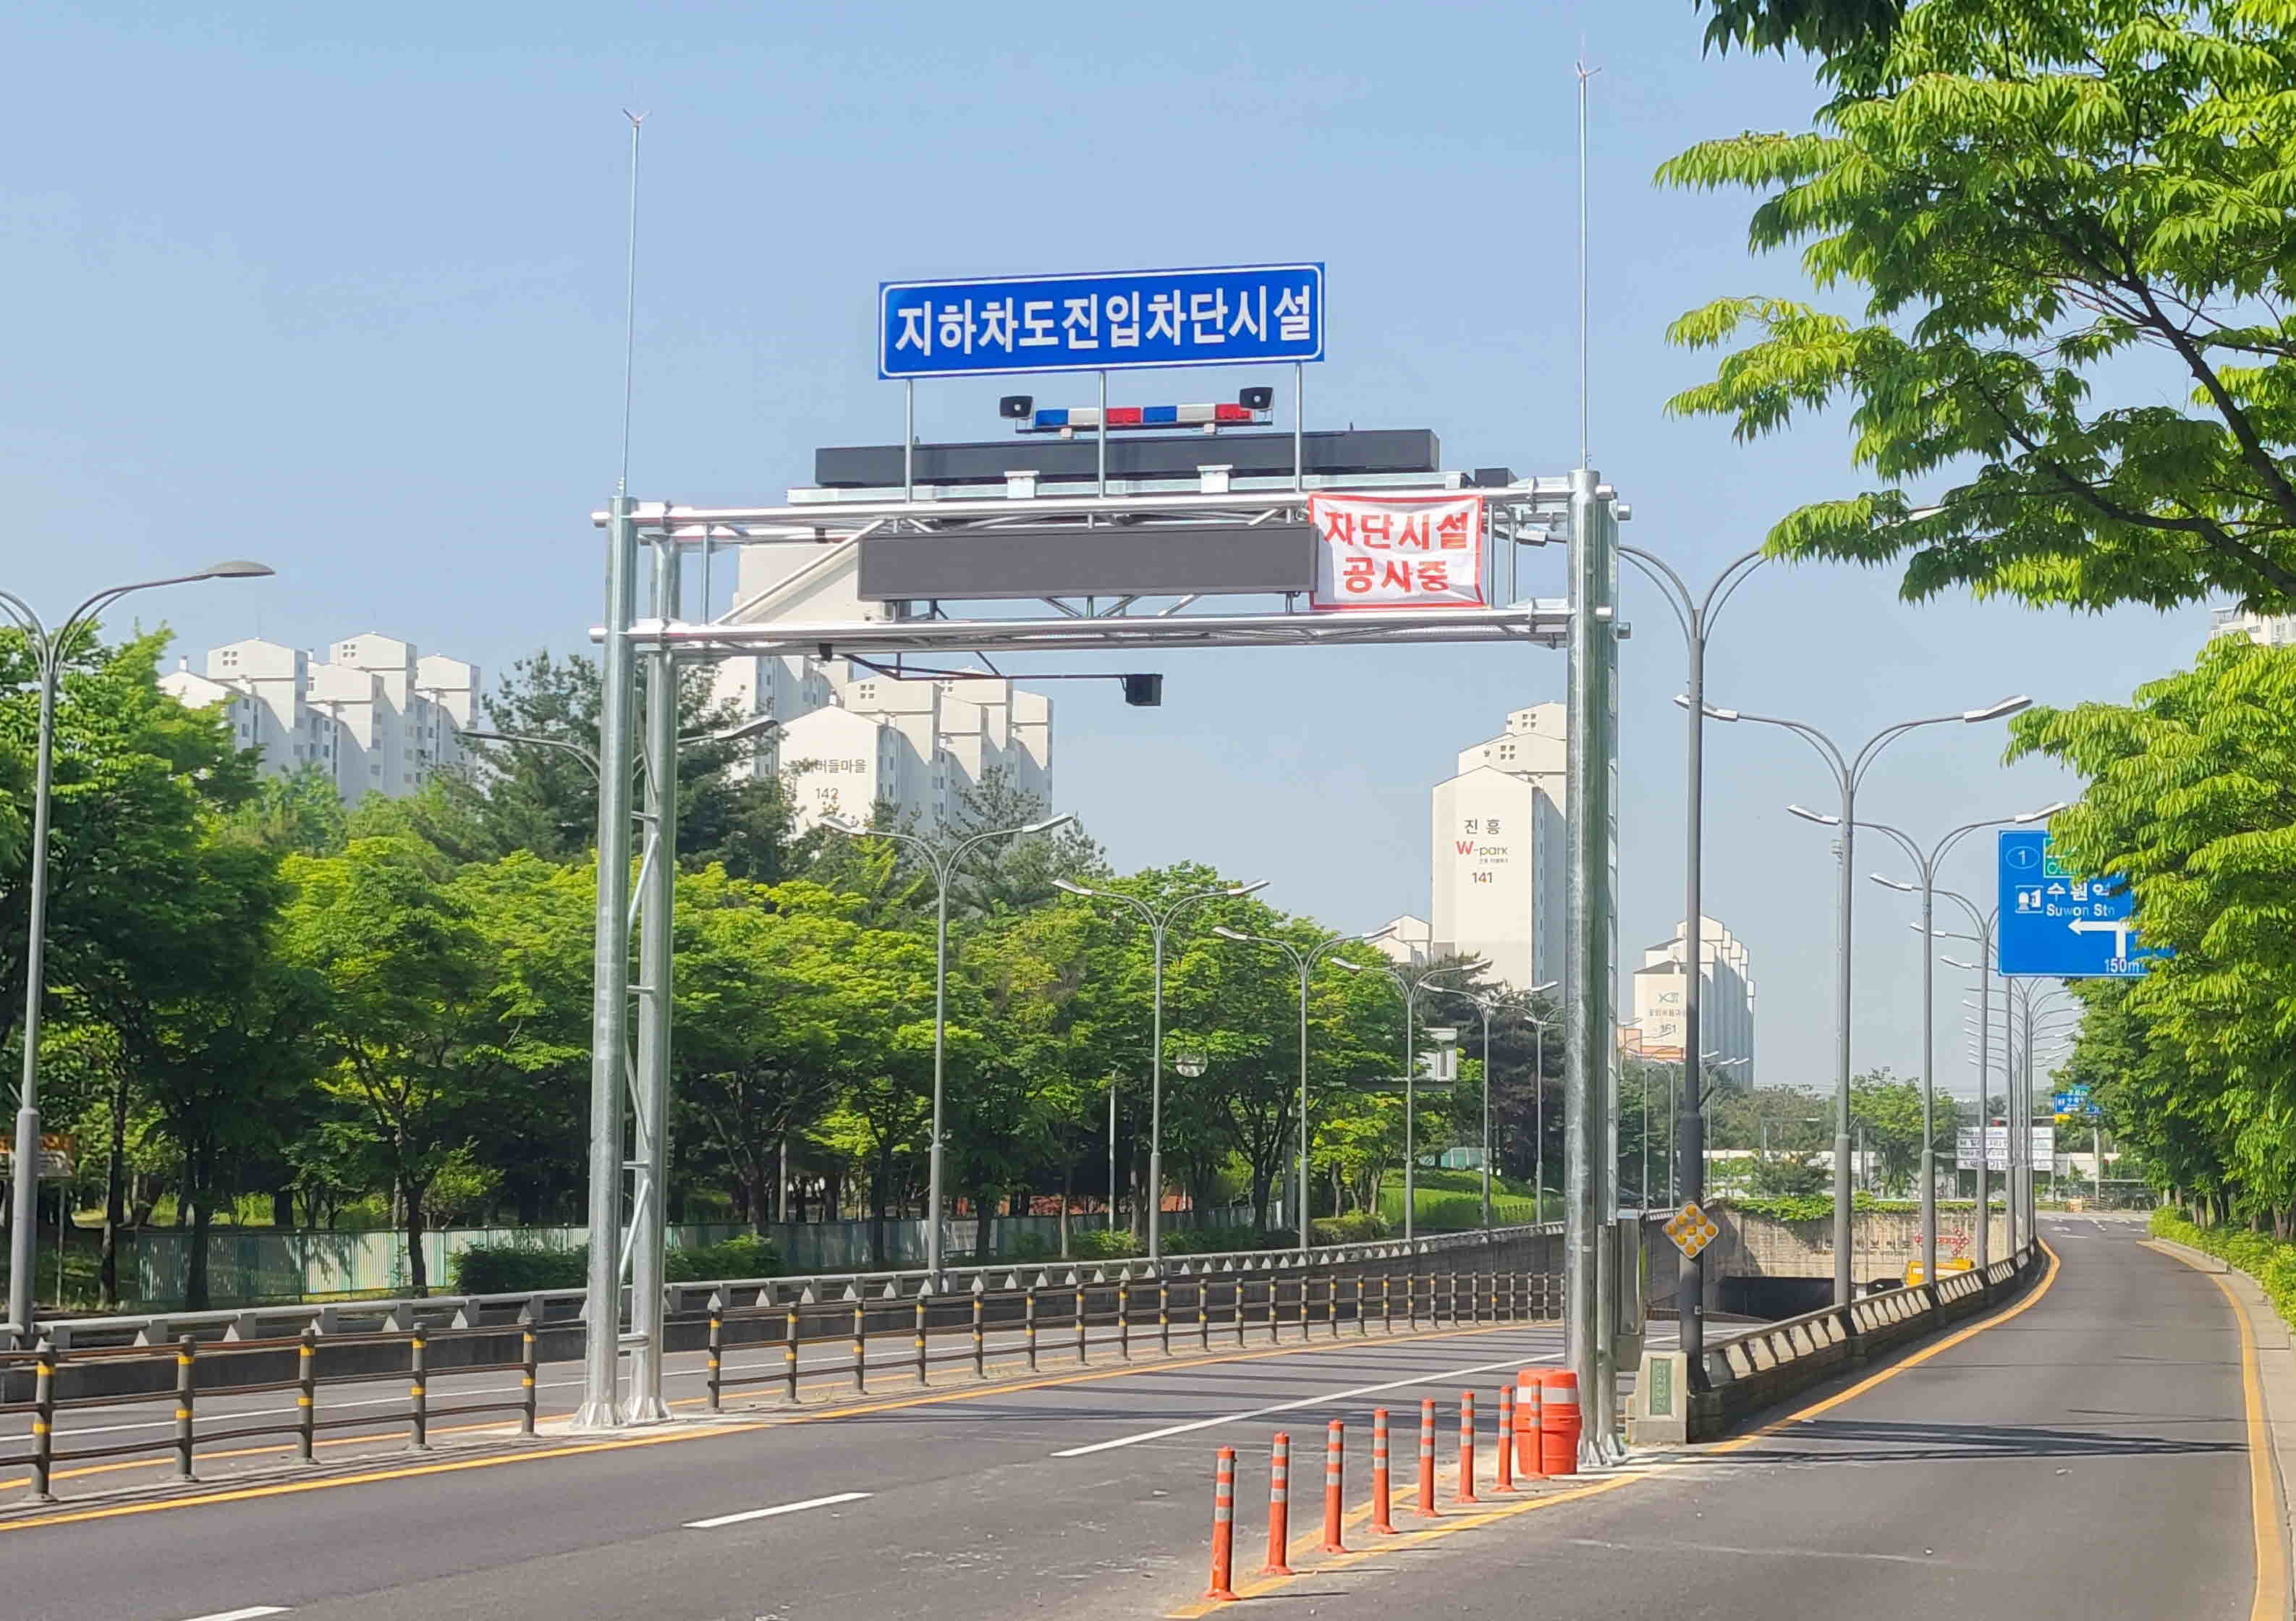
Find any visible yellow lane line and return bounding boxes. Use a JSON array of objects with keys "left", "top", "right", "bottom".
[
  {"left": 0, "top": 1321, "right": 1543, "bottom": 1532},
  {"left": 2153, "top": 1243, "right": 2289, "bottom": 1621},
  {"left": 1162, "top": 1472, "right": 1648, "bottom": 1618},
  {"left": 1709, "top": 1240, "right": 2062, "bottom": 1455},
  {"left": 1158, "top": 1248, "right": 2066, "bottom": 1614}
]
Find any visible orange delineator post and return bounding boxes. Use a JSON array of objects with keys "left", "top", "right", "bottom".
[
  {"left": 1263, "top": 1431, "right": 1295, "bottom": 1575},
  {"left": 1539, "top": 1368, "right": 1580, "bottom": 1476},
  {"left": 1321, "top": 1419, "right": 1346, "bottom": 1553},
  {"left": 1457, "top": 1391, "right": 1479, "bottom": 1505},
  {"left": 1494, "top": 1386, "right": 1515, "bottom": 1492},
  {"left": 1371, "top": 1407, "right": 1397, "bottom": 1534},
  {"left": 1206, "top": 1446, "right": 1239, "bottom": 1602},
  {"left": 1516, "top": 1368, "right": 1544, "bottom": 1478},
  {"left": 1416, "top": 1398, "right": 1439, "bottom": 1515}
]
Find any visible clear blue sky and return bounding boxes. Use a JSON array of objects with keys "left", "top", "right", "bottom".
[{"left": 6, "top": 1, "right": 2205, "bottom": 1104}]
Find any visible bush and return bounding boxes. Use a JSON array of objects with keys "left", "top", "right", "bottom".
[
  {"left": 1165, "top": 1224, "right": 1292, "bottom": 1255},
  {"left": 668, "top": 1235, "right": 782, "bottom": 1282},
  {"left": 449, "top": 1243, "right": 586, "bottom": 1295},
  {"left": 1003, "top": 1232, "right": 1059, "bottom": 1261},
  {"left": 2155, "top": 1209, "right": 2296, "bottom": 1326},
  {"left": 1313, "top": 1211, "right": 1391, "bottom": 1244},
  {"left": 1069, "top": 1228, "right": 1144, "bottom": 1261}
]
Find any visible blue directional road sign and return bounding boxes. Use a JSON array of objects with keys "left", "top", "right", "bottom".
[
  {"left": 1998, "top": 829, "right": 2151, "bottom": 978},
  {"left": 878, "top": 263, "right": 1326, "bottom": 379}
]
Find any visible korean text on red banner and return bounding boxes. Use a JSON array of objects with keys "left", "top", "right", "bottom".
[{"left": 1308, "top": 494, "right": 1486, "bottom": 611}]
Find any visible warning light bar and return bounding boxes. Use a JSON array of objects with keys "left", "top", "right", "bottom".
[{"left": 1001, "top": 390, "right": 1275, "bottom": 436}]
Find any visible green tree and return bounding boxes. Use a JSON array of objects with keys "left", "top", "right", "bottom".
[
  {"left": 1664, "top": 0, "right": 2296, "bottom": 614},
  {"left": 2011, "top": 635, "right": 2296, "bottom": 1227},
  {"left": 281, "top": 834, "right": 509, "bottom": 1293},
  {"left": 1694, "top": 0, "right": 1905, "bottom": 55}
]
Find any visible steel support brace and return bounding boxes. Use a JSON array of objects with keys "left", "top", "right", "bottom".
[
  {"left": 575, "top": 498, "right": 642, "bottom": 1431},
  {"left": 625, "top": 536, "right": 680, "bottom": 1423}
]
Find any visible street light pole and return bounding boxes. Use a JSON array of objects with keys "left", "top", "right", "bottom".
[
  {"left": 1699, "top": 693, "right": 2030, "bottom": 1305},
  {"left": 1211, "top": 924, "right": 1390, "bottom": 1248},
  {"left": 1855, "top": 803, "right": 2062, "bottom": 1289},
  {"left": 1334, "top": 960, "right": 1486, "bottom": 1243},
  {"left": 1632, "top": 542, "right": 1763, "bottom": 1380},
  {"left": 0, "top": 560, "right": 275, "bottom": 1342},
  {"left": 1420, "top": 986, "right": 1549, "bottom": 1232},
  {"left": 1059, "top": 877, "right": 1268, "bottom": 1262},
  {"left": 829, "top": 813, "right": 1076, "bottom": 1283}
]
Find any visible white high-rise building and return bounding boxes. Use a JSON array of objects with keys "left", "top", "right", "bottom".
[
  {"left": 1627, "top": 917, "right": 1757, "bottom": 1087},
  {"left": 2211, "top": 605, "right": 2296, "bottom": 646},
  {"left": 1427, "top": 702, "right": 1570, "bottom": 992},
  {"left": 705, "top": 516, "right": 1059, "bottom": 836},
  {"left": 161, "top": 632, "right": 478, "bottom": 805}
]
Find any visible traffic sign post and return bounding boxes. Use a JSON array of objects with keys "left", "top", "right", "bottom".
[{"left": 1997, "top": 829, "right": 2153, "bottom": 978}]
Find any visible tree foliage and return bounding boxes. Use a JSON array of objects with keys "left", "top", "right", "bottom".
[
  {"left": 1664, "top": 0, "right": 2296, "bottom": 613},
  {"left": 2012, "top": 635, "right": 2296, "bottom": 1226}
]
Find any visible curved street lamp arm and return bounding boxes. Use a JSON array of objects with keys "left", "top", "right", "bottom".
[
  {"left": 1856, "top": 818, "right": 1926, "bottom": 874},
  {"left": 1726, "top": 708, "right": 1850, "bottom": 782},
  {"left": 1619, "top": 548, "right": 1695, "bottom": 646},
  {"left": 0, "top": 591, "right": 48, "bottom": 648},
  {"left": 1702, "top": 547, "right": 1771, "bottom": 627},
  {"left": 1850, "top": 710, "right": 1967, "bottom": 787}
]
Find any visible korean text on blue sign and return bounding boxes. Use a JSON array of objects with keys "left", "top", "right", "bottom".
[
  {"left": 1997, "top": 829, "right": 2153, "bottom": 979},
  {"left": 878, "top": 264, "right": 1326, "bottom": 380}
]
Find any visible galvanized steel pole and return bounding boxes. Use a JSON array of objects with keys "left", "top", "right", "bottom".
[{"left": 576, "top": 496, "right": 642, "bottom": 1429}]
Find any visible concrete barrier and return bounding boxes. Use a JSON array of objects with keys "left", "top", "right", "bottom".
[{"left": 1630, "top": 1243, "right": 2048, "bottom": 1443}]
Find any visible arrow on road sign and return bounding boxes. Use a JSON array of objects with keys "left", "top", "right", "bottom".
[{"left": 2069, "top": 917, "right": 2137, "bottom": 956}]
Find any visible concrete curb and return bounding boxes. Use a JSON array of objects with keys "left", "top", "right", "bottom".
[{"left": 2146, "top": 1238, "right": 2296, "bottom": 1620}]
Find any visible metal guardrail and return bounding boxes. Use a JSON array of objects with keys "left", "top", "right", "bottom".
[
  {"left": 0, "top": 1264, "right": 1561, "bottom": 1505},
  {"left": 18, "top": 1222, "right": 1561, "bottom": 1352},
  {"left": 1689, "top": 1245, "right": 2043, "bottom": 1434},
  {"left": 704, "top": 1268, "right": 1564, "bottom": 1408},
  {"left": 0, "top": 1321, "right": 538, "bottom": 1504}
]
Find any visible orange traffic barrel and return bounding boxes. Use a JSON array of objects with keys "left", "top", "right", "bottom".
[{"left": 1538, "top": 1369, "right": 1580, "bottom": 1476}]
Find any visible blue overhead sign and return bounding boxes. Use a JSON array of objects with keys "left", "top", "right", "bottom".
[
  {"left": 1997, "top": 829, "right": 2152, "bottom": 978},
  {"left": 878, "top": 263, "right": 1326, "bottom": 379}
]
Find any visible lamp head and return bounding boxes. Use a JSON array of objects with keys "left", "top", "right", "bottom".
[
  {"left": 1788, "top": 804, "right": 1839, "bottom": 826},
  {"left": 2016, "top": 800, "right": 2070, "bottom": 821},
  {"left": 1226, "top": 879, "right": 1271, "bottom": 897},
  {"left": 1528, "top": 979, "right": 1559, "bottom": 995},
  {"left": 1051, "top": 877, "right": 1094, "bottom": 897},
  {"left": 1021, "top": 812, "right": 1077, "bottom": 835},
  {"left": 1211, "top": 925, "right": 1250, "bottom": 942},
  {"left": 1963, "top": 695, "right": 2032, "bottom": 724},
  {"left": 195, "top": 559, "right": 276, "bottom": 580},
  {"left": 821, "top": 814, "right": 863, "bottom": 835},
  {"left": 1871, "top": 874, "right": 1918, "bottom": 893}
]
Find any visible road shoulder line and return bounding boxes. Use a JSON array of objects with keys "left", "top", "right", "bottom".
[{"left": 2149, "top": 1238, "right": 2294, "bottom": 1621}]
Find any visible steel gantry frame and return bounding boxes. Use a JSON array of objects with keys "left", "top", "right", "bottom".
[{"left": 570, "top": 467, "right": 1627, "bottom": 1455}]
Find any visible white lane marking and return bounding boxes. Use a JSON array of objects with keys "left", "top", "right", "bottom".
[
  {"left": 684, "top": 1491, "right": 872, "bottom": 1529},
  {"left": 1050, "top": 1350, "right": 1558, "bottom": 1457},
  {"left": 177, "top": 1607, "right": 289, "bottom": 1621}
]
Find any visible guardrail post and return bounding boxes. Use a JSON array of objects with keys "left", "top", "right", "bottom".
[
  {"left": 1382, "top": 1274, "right": 1394, "bottom": 1334},
  {"left": 785, "top": 1302, "right": 800, "bottom": 1402},
  {"left": 520, "top": 1315, "right": 538, "bottom": 1436},
  {"left": 1119, "top": 1281, "right": 1132, "bottom": 1361},
  {"left": 1025, "top": 1282, "right": 1040, "bottom": 1371},
  {"left": 707, "top": 1305, "right": 724, "bottom": 1412},
  {"left": 1263, "top": 1431, "right": 1295, "bottom": 1575},
  {"left": 1198, "top": 1279, "right": 1210, "bottom": 1352},
  {"left": 1371, "top": 1406, "right": 1396, "bottom": 1534},
  {"left": 1234, "top": 1279, "right": 1247, "bottom": 1348},
  {"left": 407, "top": 1326, "right": 430, "bottom": 1452},
  {"left": 1268, "top": 1279, "right": 1281, "bottom": 1345},
  {"left": 914, "top": 1297, "right": 928, "bottom": 1388},
  {"left": 1159, "top": 1280, "right": 1171, "bottom": 1357},
  {"left": 1325, "top": 1276, "right": 1338, "bottom": 1338},
  {"left": 1321, "top": 1419, "right": 1346, "bottom": 1552},
  {"left": 852, "top": 1301, "right": 867, "bottom": 1394},
  {"left": 29, "top": 1336, "right": 56, "bottom": 1502},
  {"left": 1447, "top": 1269, "right": 1459, "bottom": 1327},
  {"left": 1206, "top": 1445, "right": 1238, "bottom": 1603},
  {"left": 972, "top": 1293, "right": 986, "bottom": 1378},
  {"left": 174, "top": 1333, "right": 198, "bottom": 1481},
  {"left": 1075, "top": 1282, "right": 1087, "bottom": 1364},
  {"left": 297, "top": 1326, "right": 318, "bottom": 1463}
]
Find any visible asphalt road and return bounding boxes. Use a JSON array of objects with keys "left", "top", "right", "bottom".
[
  {"left": 2, "top": 1218, "right": 2258, "bottom": 1621},
  {"left": 1224, "top": 1214, "right": 2261, "bottom": 1620}
]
